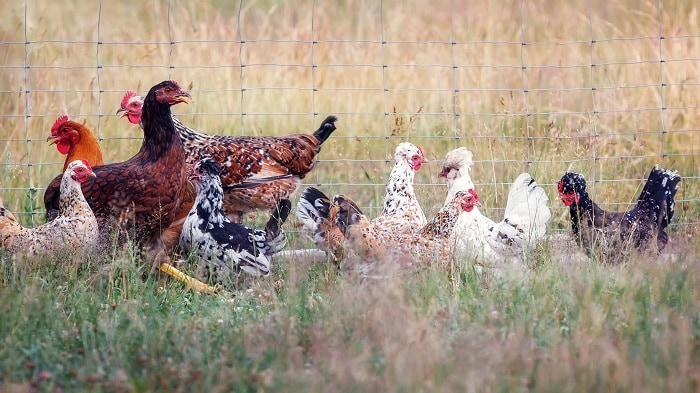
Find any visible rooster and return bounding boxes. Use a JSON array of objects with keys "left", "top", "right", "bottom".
[
  {"left": 43, "top": 80, "right": 214, "bottom": 293},
  {"left": 440, "top": 148, "right": 551, "bottom": 269},
  {"left": 180, "top": 158, "right": 291, "bottom": 288},
  {"left": 47, "top": 115, "right": 104, "bottom": 172},
  {"left": 117, "top": 90, "right": 338, "bottom": 223},
  {"left": 1, "top": 160, "right": 98, "bottom": 258},
  {"left": 557, "top": 166, "right": 681, "bottom": 262},
  {"left": 297, "top": 142, "right": 427, "bottom": 265}
]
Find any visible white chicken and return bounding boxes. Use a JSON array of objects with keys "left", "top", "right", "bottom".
[
  {"left": 1, "top": 160, "right": 98, "bottom": 258},
  {"left": 439, "top": 148, "right": 551, "bottom": 272}
]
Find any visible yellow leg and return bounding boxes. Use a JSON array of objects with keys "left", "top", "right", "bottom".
[{"left": 159, "top": 263, "right": 217, "bottom": 295}]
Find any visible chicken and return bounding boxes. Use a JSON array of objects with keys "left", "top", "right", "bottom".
[
  {"left": 440, "top": 147, "right": 551, "bottom": 269},
  {"left": 297, "top": 188, "right": 471, "bottom": 269},
  {"left": 117, "top": 90, "right": 338, "bottom": 222},
  {"left": 47, "top": 115, "right": 104, "bottom": 172},
  {"left": 557, "top": 166, "right": 681, "bottom": 262},
  {"left": 297, "top": 142, "right": 427, "bottom": 265},
  {"left": 1, "top": 160, "right": 98, "bottom": 258},
  {"left": 43, "top": 80, "right": 214, "bottom": 293},
  {"left": 180, "top": 158, "right": 291, "bottom": 289}
]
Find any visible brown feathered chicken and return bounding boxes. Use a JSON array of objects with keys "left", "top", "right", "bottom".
[
  {"left": 297, "top": 142, "right": 428, "bottom": 267},
  {"left": 44, "top": 115, "right": 105, "bottom": 221},
  {"left": 43, "top": 80, "right": 214, "bottom": 293},
  {"left": 117, "top": 90, "right": 338, "bottom": 222},
  {"left": 2, "top": 160, "right": 98, "bottom": 258},
  {"left": 558, "top": 166, "right": 681, "bottom": 262},
  {"left": 47, "top": 115, "right": 105, "bottom": 172}
]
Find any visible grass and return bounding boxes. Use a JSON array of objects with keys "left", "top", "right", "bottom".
[{"left": 1, "top": 0, "right": 700, "bottom": 391}]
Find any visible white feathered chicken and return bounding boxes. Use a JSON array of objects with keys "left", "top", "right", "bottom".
[
  {"left": 440, "top": 148, "right": 551, "bottom": 269},
  {"left": 180, "top": 158, "right": 291, "bottom": 289},
  {"left": 297, "top": 142, "right": 427, "bottom": 265},
  {"left": 1, "top": 160, "right": 98, "bottom": 258}
]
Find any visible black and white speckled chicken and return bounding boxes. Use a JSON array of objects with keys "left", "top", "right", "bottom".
[
  {"left": 180, "top": 158, "right": 291, "bottom": 288},
  {"left": 558, "top": 165, "right": 681, "bottom": 262},
  {"left": 1, "top": 160, "right": 98, "bottom": 258},
  {"left": 118, "top": 90, "right": 338, "bottom": 223}
]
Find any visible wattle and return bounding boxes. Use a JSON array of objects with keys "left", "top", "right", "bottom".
[{"left": 57, "top": 141, "right": 71, "bottom": 154}]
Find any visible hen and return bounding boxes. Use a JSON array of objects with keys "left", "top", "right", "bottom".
[
  {"left": 47, "top": 115, "right": 104, "bottom": 172},
  {"left": 43, "top": 80, "right": 213, "bottom": 293},
  {"left": 1, "top": 160, "right": 98, "bottom": 258},
  {"left": 297, "top": 142, "right": 427, "bottom": 265},
  {"left": 557, "top": 166, "right": 681, "bottom": 262},
  {"left": 180, "top": 158, "right": 291, "bottom": 289},
  {"left": 440, "top": 148, "right": 551, "bottom": 269},
  {"left": 297, "top": 188, "right": 471, "bottom": 269},
  {"left": 117, "top": 90, "right": 338, "bottom": 222}
]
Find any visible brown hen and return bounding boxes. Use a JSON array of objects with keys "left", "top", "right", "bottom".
[{"left": 117, "top": 91, "right": 338, "bottom": 222}]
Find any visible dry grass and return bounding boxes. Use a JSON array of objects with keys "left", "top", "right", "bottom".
[{"left": 1, "top": 0, "right": 700, "bottom": 391}]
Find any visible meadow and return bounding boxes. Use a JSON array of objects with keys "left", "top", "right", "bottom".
[{"left": 0, "top": 0, "right": 699, "bottom": 391}]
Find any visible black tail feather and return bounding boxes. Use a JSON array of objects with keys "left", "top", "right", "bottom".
[
  {"left": 266, "top": 199, "right": 292, "bottom": 236},
  {"left": 636, "top": 165, "right": 681, "bottom": 231},
  {"left": 312, "top": 115, "right": 338, "bottom": 145}
]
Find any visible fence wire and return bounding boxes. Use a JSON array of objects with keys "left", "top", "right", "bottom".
[{"left": 0, "top": 0, "right": 698, "bottom": 232}]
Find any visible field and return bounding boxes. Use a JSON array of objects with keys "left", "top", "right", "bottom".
[{"left": 1, "top": 0, "right": 700, "bottom": 391}]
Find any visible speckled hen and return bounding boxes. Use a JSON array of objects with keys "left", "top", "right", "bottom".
[
  {"left": 180, "top": 158, "right": 291, "bottom": 288},
  {"left": 2, "top": 160, "right": 98, "bottom": 258},
  {"left": 297, "top": 142, "right": 427, "bottom": 265}
]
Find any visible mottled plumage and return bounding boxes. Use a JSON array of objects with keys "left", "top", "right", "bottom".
[
  {"left": 118, "top": 91, "right": 338, "bottom": 222},
  {"left": 558, "top": 166, "right": 681, "bottom": 262},
  {"left": 2, "top": 160, "right": 98, "bottom": 258},
  {"left": 297, "top": 142, "right": 427, "bottom": 266},
  {"left": 442, "top": 148, "right": 551, "bottom": 268},
  {"left": 181, "top": 158, "right": 291, "bottom": 288}
]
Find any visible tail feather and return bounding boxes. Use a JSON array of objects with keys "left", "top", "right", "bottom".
[
  {"left": 0, "top": 206, "right": 23, "bottom": 251},
  {"left": 296, "top": 187, "right": 345, "bottom": 262},
  {"left": 312, "top": 115, "right": 338, "bottom": 145},
  {"left": 331, "top": 194, "right": 366, "bottom": 234},
  {"left": 262, "top": 199, "right": 291, "bottom": 256},
  {"left": 636, "top": 165, "right": 681, "bottom": 230},
  {"left": 503, "top": 173, "right": 551, "bottom": 241}
]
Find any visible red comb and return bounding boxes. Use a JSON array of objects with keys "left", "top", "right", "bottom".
[
  {"left": 557, "top": 181, "right": 563, "bottom": 193},
  {"left": 121, "top": 90, "right": 137, "bottom": 107},
  {"left": 51, "top": 115, "right": 69, "bottom": 135},
  {"left": 81, "top": 159, "right": 93, "bottom": 171},
  {"left": 468, "top": 188, "right": 478, "bottom": 199}
]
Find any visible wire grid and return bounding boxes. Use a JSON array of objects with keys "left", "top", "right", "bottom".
[{"left": 0, "top": 0, "right": 698, "bottom": 230}]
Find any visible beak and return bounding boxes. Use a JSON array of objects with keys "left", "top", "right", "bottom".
[
  {"left": 88, "top": 171, "right": 97, "bottom": 179},
  {"left": 47, "top": 135, "right": 59, "bottom": 145},
  {"left": 174, "top": 90, "right": 191, "bottom": 105},
  {"left": 116, "top": 106, "right": 126, "bottom": 116}
]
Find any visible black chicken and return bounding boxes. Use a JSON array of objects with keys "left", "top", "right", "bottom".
[{"left": 557, "top": 165, "right": 681, "bottom": 262}]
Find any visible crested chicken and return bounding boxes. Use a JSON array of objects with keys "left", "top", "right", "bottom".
[
  {"left": 440, "top": 147, "right": 551, "bottom": 270},
  {"left": 43, "top": 80, "right": 214, "bottom": 293},
  {"left": 2, "top": 160, "right": 98, "bottom": 258},
  {"left": 117, "top": 90, "right": 338, "bottom": 222},
  {"left": 180, "top": 158, "right": 291, "bottom": 289},
  {"left": 557, "top": 166, "right": 681, "bottom": 263},
  {"left": 297, "top": 142, "right": 427, "bottom": 267}
]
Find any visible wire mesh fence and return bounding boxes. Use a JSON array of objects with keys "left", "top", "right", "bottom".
[{"left": 0, "top": 0, "right": 698, "bottom": 233}]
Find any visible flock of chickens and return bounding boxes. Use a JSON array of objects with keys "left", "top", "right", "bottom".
[{"left": 0, "top": 80, "right": 683, "bottom": 293}]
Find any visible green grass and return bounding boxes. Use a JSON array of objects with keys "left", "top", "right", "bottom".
[{"left": 1, "top": 240, "right": 699, "bottom": 392}]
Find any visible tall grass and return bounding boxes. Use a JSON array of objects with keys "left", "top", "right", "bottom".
[{"left": 1, "top": 0, "right": 700, "bottom": 391}]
